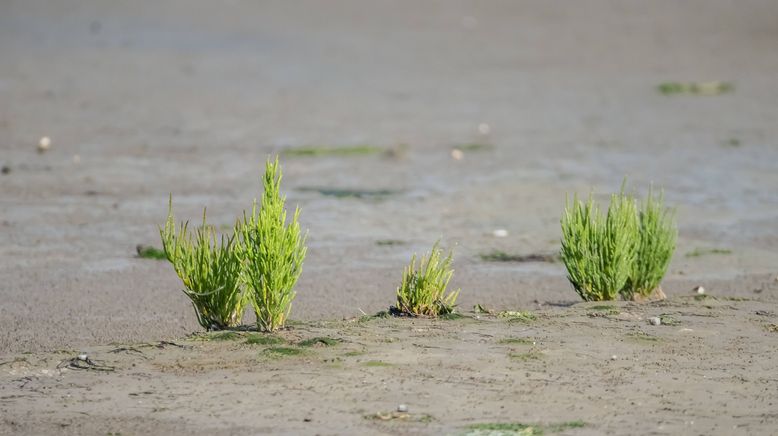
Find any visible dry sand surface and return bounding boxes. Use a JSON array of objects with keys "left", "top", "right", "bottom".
[{"left": 1, "top": 0, "right": 778, "bottom": 434}]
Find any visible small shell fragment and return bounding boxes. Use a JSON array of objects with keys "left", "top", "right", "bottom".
[
  {"left": 492, "top": 229, "right": 508, "bottom": 238},
  {"left": 397, "top": 404, "right": 408, "bottom": 413},
  {"left": 694, "top": 286, "right": 705, "bottom": 295},
  {"left": 648, "top": 317, "right": 661, "bottom": 326},
  {"left": 77, "top": 353, "right": 88, "bottom": 361},
  {"left": 38, "top": 136, "right": 51, "bottom": 153}
]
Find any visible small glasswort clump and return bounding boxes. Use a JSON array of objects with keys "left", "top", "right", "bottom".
[
  {"left": 237, "top": 157, "right": 307, "bottom": 332},
  {"left": 160, "top": 198, "right": 246, "bottom": 330},
  {"left": 395, "top": 242, "right": 460, "bottom": 316},
  {"left": 560, "top": 191, "right": 639, "bottom": 301}
]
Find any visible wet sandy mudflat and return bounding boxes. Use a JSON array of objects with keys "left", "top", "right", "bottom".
[{"left": 1, "top": 0, "right": 778, "bottom": 434}]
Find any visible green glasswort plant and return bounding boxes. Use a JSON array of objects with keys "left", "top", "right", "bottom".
[
  {"left": 560, "top": 192, "right": 639, "bottom": 301},
  {"left": 395, "top": 242, "right": 460, "bottom": 316},
  {"left": 160, "top": 198, "right": 246, "bottom": 330},
  {"left": 622, "top": 188, "right": 677, "bottom": 298},
  {"left": 238, "top": 157, "right": 307, "bottom": 332}
]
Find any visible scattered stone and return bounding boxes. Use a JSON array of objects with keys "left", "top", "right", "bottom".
[
  {"left": 78, "top": 353, "right": 88, "bottom": 361},
  {"left": 1, "top": 164, "right": 10, "bottom": 175},
  {"left": 37, "top": 136, "right": 51, "bottom": 153},
  {"left": 451, "top": 148, "right": 464, "bottom": 160},
  {"left": 694, "top": 286, "right": 705, "bottom": 295},
  {"left": 648, "top": 317, "right": 662, "bottom": 326},
  {"left": 611, "top": 355, "right": 618, "bottom": 361},
  {"left": 478, "top": 122, "right": 491, "bottom": 135},
  {"left": 492, "top": 229, "right": 508, "bottom": 238},
  {"left": 397, "top": 404, "right": 408, "bottom": 413}
]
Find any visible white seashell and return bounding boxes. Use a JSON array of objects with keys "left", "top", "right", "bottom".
[
  {"left": 694, "top": 286, "right": 705, "bottom": 295},
  {"left": 492, "top": 229, "right": 508, "bottom": 238},
  {"left": 77, "top": 353, "right": 88, "bottom": 361},
  {"left": 397, "top": 404, "right": 408, "bottom": 413},
  {"left": 37, "top": 136, "right": 51, "bottom": 152},
  {"left": 649, "top": 317, "right": 661, "bottom": 326}
]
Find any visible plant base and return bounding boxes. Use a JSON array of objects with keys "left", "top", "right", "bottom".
[{"left": 631, "top": 287, "right": 667, "bottom": 302}]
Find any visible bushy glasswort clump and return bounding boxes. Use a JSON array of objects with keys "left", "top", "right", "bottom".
[
  {"left": 560, "top": 185, "right": 676, "bottom": 301},
  {"left": 161, "top": 157, "right": 306, "bottom": 332},
  {"left": 160, "top": 200, "right": 246, "bottom": 329},
  {"left": 395, "top": 242, "right": 460, "bottom": 316}
]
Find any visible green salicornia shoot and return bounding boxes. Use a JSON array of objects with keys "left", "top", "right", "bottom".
[
  {"left": 395, "top": 242, "right": 459, "bottom": 316},
  {"left": 560, "top": 191, "right": 638, "bottom": 301},
  {"left": 237, "top": 157, "right": 307, "bottom": 332},
  {"left": 160, "top": 198, "right": 246, "bottom": 329},
  {"left": 622, "top": 188, "right": 677, "bottom": 298}
]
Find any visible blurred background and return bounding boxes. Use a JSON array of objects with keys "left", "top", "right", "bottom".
[{"left": 1, "top": 0, "right": 777, "bottom": 352}]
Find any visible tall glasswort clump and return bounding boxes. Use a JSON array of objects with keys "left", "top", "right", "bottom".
[
  {"left": 622, "top": 188, "right": 677, "bottom": 299},
  {"left": 238, "top": 157, "right": 307, "bottom": 332}
]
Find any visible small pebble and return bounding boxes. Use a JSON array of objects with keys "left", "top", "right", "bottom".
[
  {"left": 478, "top": 122, "right": 491, "bottom": 135},
  {"left": 1, "top": 164, "right": 10, "bottom": 175},
  {"left": 611, "top": 355, "right": 618, "bottom": 360},
  {"left": 451, "top": 149, "right": 464, "bottom": 160},
  {"left": 492, "top": 229, "right": 508, "bottom": 238},
  {"left": 77, "top": 353, "right": 88, "bottom": 361},
  {"left": 649, "top": 317, "right": 661, "bottom": 326},
  {"left": 694, "top": 286, "right": 705, "bottom": 295},
  {"left": 397, "top": 404, "right": 408, "bottom": 413},
  {"left": 37, "top": 136, "right": 51, "bottom": 153}
]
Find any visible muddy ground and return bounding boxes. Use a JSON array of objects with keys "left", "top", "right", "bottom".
[
  {"left": 1, "top": 0, "right": 778, "bottom": 434},
  {"left": 3, "top": 298, "right": 778, "bottom": 435}
]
